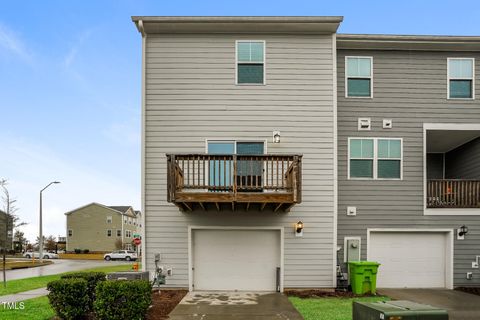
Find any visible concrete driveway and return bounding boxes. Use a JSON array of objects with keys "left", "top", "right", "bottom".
[
  {"left": 169, "top": 292, "right": 303, "bottom": 320},
  {"left": 379, "top": 289, "right": 480, "bottom": 320}
]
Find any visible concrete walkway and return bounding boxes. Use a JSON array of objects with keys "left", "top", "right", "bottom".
[
  {"left": 169, "top": 292, "right": 303, "bottom": 320},
  {"left": 1, "top": 287, "right": 49, "bottom": 303},
  {"left": 379, "top": 288, "right": 480, "bottom": 320}
]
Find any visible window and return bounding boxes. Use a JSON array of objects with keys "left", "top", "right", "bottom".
[
  {"left": 107, "top": 229, "right": 112, "bottom": 237},
  {"left": 125, "top": 230, "right": 131, "bottom": 238},
  {"left": 106, "top": 216, "right": 112, "bottom": 223},
  {"left": 448, "top": 58, "right": 474, "bottom": 99},
  {"left": 128, "top": 217, "right": 132, "bottom": 224},
  {"left": 346, "top": 57, "right": 373, "bottom": 97},
  {"left": 68, "top": 229, "right": 73, "bottom": 237},
  {"left": 117, "top": 229, "right": 121, "bottom": 237},
  {"left": 236, "top": 41, "right": 265, "bottom": 84},
  {"left": 349, "top": 138, "right": 402, "bottom": 180}
]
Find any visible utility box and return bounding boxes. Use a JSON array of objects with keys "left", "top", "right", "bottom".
[
  {"left": 107, "top": 271, "right": 150, "bottom": 281},
  {"left": 353, "top": 300, "right": 448, "bottom": 320}
]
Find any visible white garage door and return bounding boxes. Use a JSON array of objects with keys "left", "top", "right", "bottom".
[
  {"left": 192, "top": 229, "right": 280, "bottom": 291},
  {"left": 369, "top": 232, "right": 448, "bottom": 288}
]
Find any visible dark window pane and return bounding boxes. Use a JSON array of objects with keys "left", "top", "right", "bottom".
[
  {"left": 350, "top": 159, "right": 373, "bottom": 178},
  {"left": 450, "top": 80, "right": 472, "bottom": 98},
  {"left": 238, "top": 64, "right": 264, "bottom": 84},
  {"left": 237, "top": 142, "right": 264, "bottom": 176},
  {"left": 378, "top": 160, "right": 401, "bottom": 179},
  {"left": 347, "top": 78, "right": 371, "bottom": 97}
]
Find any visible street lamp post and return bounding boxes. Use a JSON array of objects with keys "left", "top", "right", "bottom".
[{"left": 39, "top": 181, "right": 60, "bottom": 263}]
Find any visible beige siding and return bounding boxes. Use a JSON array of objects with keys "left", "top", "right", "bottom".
[
  {"left": 144, "top": 34, "right": 336, "bottom": 288},
  {"left": 337, "top": 49, "right": 480, "bottom": 286}
]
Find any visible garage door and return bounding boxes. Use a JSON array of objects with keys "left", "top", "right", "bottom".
[
  {"left": 192, "top": 229, "right": 280, "bottom": 291},
  {"left": 369, "top": 232, "right": 448, "bottom": 288}
]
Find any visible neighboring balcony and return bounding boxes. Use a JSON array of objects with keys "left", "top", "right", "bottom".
[
  {"left": 167, "top": 154, "right": 302, "bottom": 212},
  {"left": 427, "top": 179, "right": 480, "bottom": 208}
]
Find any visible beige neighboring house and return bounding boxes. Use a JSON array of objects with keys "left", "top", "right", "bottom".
[{"left": 65, "top": 203, "right": 142, "bottom": 253}]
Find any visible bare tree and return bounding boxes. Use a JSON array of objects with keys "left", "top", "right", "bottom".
[
  {"left": 44, "top": 235, "right": 57, "bottom": 251},
  {"left": 114, "top": 238, "right": 123, "bottom": 250}
]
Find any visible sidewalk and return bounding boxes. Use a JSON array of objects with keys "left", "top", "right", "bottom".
[{"left": 0, "top": 287, "right": 48, "bottom": 303}]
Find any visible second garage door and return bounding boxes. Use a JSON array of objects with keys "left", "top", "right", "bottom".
[
  {"left": 369, "top": 232, "right": 449, "bottom": 288},
  {"left": 192, "top": 229, "right": 280, "bottom": 291}
]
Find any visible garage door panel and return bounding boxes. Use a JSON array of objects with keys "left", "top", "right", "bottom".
[
  {"left": 369, "top": 232, "right": 447, "bottom": 288},
  {"left": 193, "top": 230, "right": 280, "bottom": 291}
]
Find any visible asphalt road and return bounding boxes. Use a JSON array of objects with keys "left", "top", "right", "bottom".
[{"left": 3, "top": 259, "right": 129, "bottom": 281}]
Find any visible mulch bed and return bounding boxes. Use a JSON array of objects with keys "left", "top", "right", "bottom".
[
  {"left": 147, "top": 289, "right": 188, "bottom": 320},
  {"left": 285, "top": 289, "right": 357, "bottom": 298},
  {"left": 455, "top": 287, "right": 480, "bottom": 296}
]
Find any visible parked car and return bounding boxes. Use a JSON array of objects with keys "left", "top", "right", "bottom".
[
  {"left": 23, "top": 251, "right": 59, "bottom": 259},
  {"left": 104, "top": 250, "right": 137, "bottom": 261}
]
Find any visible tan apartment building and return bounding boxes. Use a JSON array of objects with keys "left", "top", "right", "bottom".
[{"left": 65, "top": 203, "right": 142, "bottom": 252}]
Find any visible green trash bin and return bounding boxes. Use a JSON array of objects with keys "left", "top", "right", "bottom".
[{"left": 348, "top": 261, "right": 380, "bottom": 295}]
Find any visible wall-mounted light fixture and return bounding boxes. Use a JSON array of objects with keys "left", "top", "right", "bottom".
[
  {"left": 273, "top": 131, "right": 281, "bottom": 143},
  {"left": 457, "top": 225, "right": 468, "bottom": 240},
  {"left": 295, "top": 221, "right": 304, "bottom": 237}
]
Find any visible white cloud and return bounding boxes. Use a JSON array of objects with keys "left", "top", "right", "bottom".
[
  {"left": 0, "top": 135, "right": 140, "bottom": 242},
  {"left": 0, "top": 22, "right": 33, "bottom": 63},
  {"left": 63, "top": 29, "right": 92, "bottom": 69}
]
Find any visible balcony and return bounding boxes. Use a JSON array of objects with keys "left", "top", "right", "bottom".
[
  {"left": 427, "top": 179, "right": 480, "bottom": 208},
  {"left": 167, "top": 154, "right": 302, "bottom": 212}
]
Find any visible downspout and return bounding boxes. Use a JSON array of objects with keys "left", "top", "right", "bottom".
[{"left": 138, "top": 19, "right": 147, "bottom": 271}]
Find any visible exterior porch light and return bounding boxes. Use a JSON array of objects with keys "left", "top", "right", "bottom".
[
  {"left": 459, "top": 225, "right": 468, "bottom": 237},
  {"left": 295, "top": 221, "right": 304, "bottom": 237},
  {"left": 273, "top": 131, "right": 281, "bottom": 143}
]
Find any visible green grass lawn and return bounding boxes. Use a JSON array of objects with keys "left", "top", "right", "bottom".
[
  {"left": 289, "top": 295, "right": 390, "bottom": 320},
  {"left": 0, "top": 296, "right": 54, "bottom": 320},
  {"left": 0, "top": 263, "right": 136, "bottom": 296}
]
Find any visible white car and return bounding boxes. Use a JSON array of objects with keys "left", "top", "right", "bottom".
[
  {"left": 104, "top": 250, "right": 138, "bottom": 261},
  {"left": 23, "top": 252, "right": 59, "bottom": 259}
]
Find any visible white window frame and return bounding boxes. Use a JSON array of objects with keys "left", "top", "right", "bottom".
[
  {"left": 68, "top": 229, "right": 73, "bottom": 237},
  {"left": 345, "top": 56, "right": 373, "bottom": 98},
  {"left": 125, "top": 230, "right": 131, "bottom": 238},
  {"left": 235, "top": 40, "right": 266, "bottom": 86},
  {"left": 447, "top": 58, "right": 475, "bottom": 100},
  {"left": 348, "top": 137, "right": 403, "bottom": 180},
  {"left": 107, "top": 229, "right": 112, "bottom": 237},
  {"left": 106, "top": 216, "right": 112, "bottom": 224},
  {"left": 117, "top": 229, "right": 122, "bottom": 237}
]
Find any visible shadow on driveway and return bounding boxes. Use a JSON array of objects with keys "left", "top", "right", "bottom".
[
  {"left": 379, "top": 288, "right": 480, "bottom": 320},
  {"left": 169, "top": 292, "right": 303, "bottom": 320}
]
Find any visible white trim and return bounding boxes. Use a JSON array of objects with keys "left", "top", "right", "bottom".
[
  {"left": 343, "top": 236, "right": 361, "bottom": 263},
  {"left": 366, "top": 228, "right": 454, "bottom": 289},
  {"left": 235, "top": 40, "right": 266, "bottom": 85},
  {"left": 188, "top": 226, "right": 284, "bottom": 292},
  {"left": 423, "top": 123, "right": 480, "bottom": 215},
  {"left": 347, "top": 137, "right": 403, "bottom": 180},
  {"left": 106, "top": 229, "right": 112, "bottom": 237},
  {"left": 332, "top": 33, "right": 338, "bottom": 288},
  {"left": 447, "top": 57, "right": 475, "bottom": 100},
  {"left": 345, "top": 56, "right": 373, "bottom": 98},
  {"left": 64, "top": 202, "right": 124, "bottom": 216},
  {"left": 140, "top": 28, "right": 147, "bottom": 271}
]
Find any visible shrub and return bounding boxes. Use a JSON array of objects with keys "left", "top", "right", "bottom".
[
  {"left": 74, "top": 248, "right": 81, "bottom": 254},
  {"left": 47, "top": 278, "right": 89, "bottom": 320},
  {"left": 83, "top": 249, "right": 90, "bottom": 254},
  {"left": 94, "top": 280, "right": 152, "bottom": 320},
  {"left": 61, "top": 272, "right": 106, "bottom": 310}
]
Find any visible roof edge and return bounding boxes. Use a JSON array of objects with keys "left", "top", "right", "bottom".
[{"left": 131, "top": 16, "right": 344, "bottom": 23}]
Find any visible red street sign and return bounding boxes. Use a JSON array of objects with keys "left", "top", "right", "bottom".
[{"left": 134, "top": 238, "right": 141, "bottom": 246}]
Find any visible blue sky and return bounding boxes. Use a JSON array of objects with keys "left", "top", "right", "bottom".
[{"left": 1, "top": 0, "right": 480, "bottom": 241}]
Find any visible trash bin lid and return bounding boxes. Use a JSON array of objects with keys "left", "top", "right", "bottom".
[{"left": 348, "top": 261, "right": 381, "bottom": 266}]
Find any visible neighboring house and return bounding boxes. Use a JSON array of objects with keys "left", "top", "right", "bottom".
[
  {"left": 133, "top": 16, "right": 480, "bottom": 291},
  {"left": 132, "top": 16, "right": 341, "bottom": 291},
  {"left": 0, "top": 210, "right": 13, "bottom": 251},
  {"left": 336, "top": 34, "right": 480, "bottom": 289},
  {"left": 65, "top": 203, "right": 141, "bottom": 252}
]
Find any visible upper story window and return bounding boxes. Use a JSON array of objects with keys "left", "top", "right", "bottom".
[
  {"left": 349, "top": 138, "right": 402, "bottom": 180},
  {"left": 448, "top": 58, "right": 475, "bottom": 99},
  {"left": 106, "top": 229, "right": 112, "bottom": 237},
  {"left": 236, "top": 41, "right": 265, "bottom": 85},
  {"left": 117, "top": 229, "right": 121, "bottom": 237},
  {"left": 68, "top": 229, "right": 73, "bottom": 237},
  {"left": 106, "top": 216, "right": 112, "bottom": 224},
  {"left": 346, "top": 56, "right": 373, "bottom": 98}
]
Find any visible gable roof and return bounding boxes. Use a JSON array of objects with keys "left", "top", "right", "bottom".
[{"left": 64, "top": 202, "right": 135, "bottom": 216}]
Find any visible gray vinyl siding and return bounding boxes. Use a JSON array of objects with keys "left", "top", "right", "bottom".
[
  {"left": 337, "top": 49, "right": 480, "bottom": 286},
  {"left": 446, "top": 137, "right": 480, "bottom": 179},
  {"left": 427, "top": 153, "right": 444, "bottom": 179},
  {"left": 144, "top": 34, "right": 336, "bottom": 288}
]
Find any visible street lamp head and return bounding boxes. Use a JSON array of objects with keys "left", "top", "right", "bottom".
[{"left": 53, "top": 181, "right": 60, "bottom": 184}]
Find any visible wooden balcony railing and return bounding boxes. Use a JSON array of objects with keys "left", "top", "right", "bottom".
[
  {"left": 167, "top": 154, "right": 302, "bottom": 212},
  {"left": 427, "top": 179, "right": 480, "bottom": 208}
]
